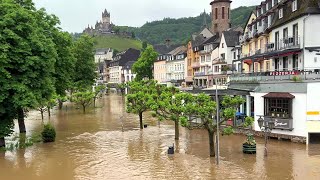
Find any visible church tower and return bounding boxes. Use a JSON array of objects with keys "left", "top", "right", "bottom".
[
  {"left": 102, "top": 9, "right": 110, "bottom": 24},
  {"left": 210, "top": 0, "right": 232, "bottom": 36}
]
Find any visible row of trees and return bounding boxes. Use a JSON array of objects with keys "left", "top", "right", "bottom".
[
  {"left": 126, "top": 80, "right": 244, "bottom": 157},
  {"left": 0, "top": 0, "right": 97, "bottom": 147}
]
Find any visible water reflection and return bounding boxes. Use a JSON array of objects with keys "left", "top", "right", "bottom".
[{"left": 0, "top": 95, "right": 319, "bottom": 179}]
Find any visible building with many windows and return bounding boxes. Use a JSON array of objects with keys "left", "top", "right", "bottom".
[
  {"left": 230, "top": 0, "right": 320, "bottom": 144},
  {"left": 108, "top": 48, "right": 140, "bottom": 84},
  {"left": 166, "top": 46, "right": 187, "bottom": 86}
]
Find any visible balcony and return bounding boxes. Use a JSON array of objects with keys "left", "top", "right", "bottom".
[
  {"left": 194, "top": 72, "right": 206, "bottom": 77},
  {"left": 230, "top": 69, "right": 320, "bottom": 82},
  {"left": 266, "top": 36, "right": 301, "bottom": 53},
  {"left": 192, "top": 62, "right": 200, "bottom": 68}
]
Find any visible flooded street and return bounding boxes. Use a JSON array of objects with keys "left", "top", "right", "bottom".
[{"left": 1, "top": 95, "right": 320, "bottom": 180}]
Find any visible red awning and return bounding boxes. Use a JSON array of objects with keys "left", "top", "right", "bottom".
[
  {"left": 243, "top": 59, "right": 252, "bottom": 65},
  {"left": 263, "top": 92, "right": 295, "bottom": 99}
]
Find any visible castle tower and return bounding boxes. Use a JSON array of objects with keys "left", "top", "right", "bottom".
[
  {"left": 102, "top": 9, "right": 110, "bottom": 24},
  {"left": 210, "top": 0, "right": 232, "bottom": 36}
]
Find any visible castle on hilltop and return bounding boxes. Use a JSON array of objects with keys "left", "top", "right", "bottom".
[{"left": 83, "top": 9, "right": 114, "bottom": 35}]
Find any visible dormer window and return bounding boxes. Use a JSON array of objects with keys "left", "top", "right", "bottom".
[
  {"left": 292, "top": 0, "right": 297, "bottom": 12},
  {"left": 279, "top": 8, "right": 283, "bottom": 19}
]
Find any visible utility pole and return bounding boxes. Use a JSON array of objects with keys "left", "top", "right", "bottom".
[{"left": 215, "top": 78, "right": 220, "bottom": 165}]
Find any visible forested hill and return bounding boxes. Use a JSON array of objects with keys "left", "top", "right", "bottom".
[{"left": 116, "top": 6, "right": 255, "bottom": 45}]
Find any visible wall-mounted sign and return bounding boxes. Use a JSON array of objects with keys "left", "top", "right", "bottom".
[
  {"left": 274, "top": 118, "right": 293, "bottom": 129},
  {"left": 269, "top": 71, "right": 299, "bottom": 76}
]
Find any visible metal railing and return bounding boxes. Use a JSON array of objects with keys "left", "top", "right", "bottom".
[
  {"left": 230, "top": 69, "right": 320, "bottom": 82},
  {"left": 266, "top": 36, "right": 301, "bottom": 52}
]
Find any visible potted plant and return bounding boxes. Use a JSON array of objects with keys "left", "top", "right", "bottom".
[{"left": 243, "top": 133, "right": 256, "bottom": 154}]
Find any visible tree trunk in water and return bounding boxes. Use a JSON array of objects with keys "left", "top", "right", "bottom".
[
  {"left": 0, "top": 137, "right": 5, "bottom": 148},
  {"left": 175, "top": 119, "right": 179, "bottom": 140},
  {"left": 139, "top": 112, "right": 143, "bottom": 129},
  {"left": 58, "top": 99, "right": 63, "bottom": 110},
  {"left": 17, "top": 108, "right": 26, "bottom": 133},
  {"left": 47, "top": 107, "right": 51, "bottom": 118},
  {"left": 41, "top": 110, "right": 44, "bottom": 120},
  {"left": 93, "top": 98, "right": 96, "bottom": 108},
  {"left": 208, "top": 130, "right": 215, "bottom": 157},
  {"left": 83, "top": 105, "right": 86, "bottom": 113}
]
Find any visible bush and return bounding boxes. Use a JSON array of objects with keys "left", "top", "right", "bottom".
[
  {"left": 223, "top": 126, "right": 234, "bottom": 136},
  {"left": 244, "top": 116, "right": 254, "bottom": 128},
  {"left": 41, "top": 124, "right": 56, "bottom": 143}
]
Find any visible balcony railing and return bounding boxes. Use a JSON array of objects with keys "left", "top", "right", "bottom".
[
  {"left": 192, "top": 62, "right": 200, "bottom": 68},
  {"left": 266, "top": 36, "right": 301, "bottom": 53},
  {"left": 230, "top": 69, "right": 320, "bottom": 82},
  {"left": 194, "top": 72, "right": 206, "bottom": 77}
]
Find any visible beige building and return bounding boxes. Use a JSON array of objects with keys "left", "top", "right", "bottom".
[{"left": 154, "top": 60, "right": 167, "bottom": 84}]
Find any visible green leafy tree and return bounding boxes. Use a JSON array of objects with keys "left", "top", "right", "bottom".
[
  {"left": 132, "top": 47, "right": 157, "bottom": 81},
  {"left": 72, "top": 91, "right": 95, "bottom": 113},
  {"left": 126, "top": 80, "right": 156, "bottom": 129},
  {"left": 93, "top": 85, "right": 105, "bottom": 107},
  {"left": 72, "top": 35, "right": 97, "bottom": 90},
  {"left": 0, "top": 100, "right": 16, "bottom": 147},
  {"left": 142, "top": 41, "right": 148, "bottom": 50},
  {"left": 0, "top": 0, "right": 57, "bottom": 133},
  {"left": 185, "top": 95, "right": 245, "bottom": 157},
  {"left": 52, "top": 31, "right": 76, "bottom": 109},
  {"left": 151, "top": 86, "right": 193, "bottom": 140}
]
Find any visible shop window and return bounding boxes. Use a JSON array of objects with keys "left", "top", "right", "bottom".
[{"left": 264, "top": 98, "right": 292, "bottom": 118}]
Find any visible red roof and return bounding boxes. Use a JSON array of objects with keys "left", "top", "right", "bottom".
[{"left": 263, "top": 92, "right": 295, "bottom": 99}]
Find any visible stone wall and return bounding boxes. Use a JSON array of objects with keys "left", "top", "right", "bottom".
[{"left": 233, "top": 127, "right": 306, "bottom": 144}]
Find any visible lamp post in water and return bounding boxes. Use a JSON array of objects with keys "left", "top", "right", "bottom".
[
  {"left": 215, "top": 78, "right": 220, "bottom": 165},
  {"left": 257, "top": 116, "right": 275, "bottom": 157}
]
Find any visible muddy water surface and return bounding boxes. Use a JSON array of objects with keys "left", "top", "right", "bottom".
[{"left": 1, "top": 95, "right": 320, "bottom": 180}]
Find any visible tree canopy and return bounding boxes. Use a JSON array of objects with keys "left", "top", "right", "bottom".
[{"left": 132, "top": 46, "right": 158, "bottom": 81}]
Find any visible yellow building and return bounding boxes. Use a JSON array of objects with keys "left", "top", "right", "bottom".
[{"left": 239, "top": 9, "right": 272, "bottom": 73}]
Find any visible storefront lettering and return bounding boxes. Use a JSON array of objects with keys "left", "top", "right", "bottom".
[
  {"left": 269, "top": 71, "right": 297, "bottom": 76},
  {"left": 274, "top": 119, "right": 288, "bottom": 127}
]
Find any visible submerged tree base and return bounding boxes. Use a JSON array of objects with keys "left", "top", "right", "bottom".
[{"left": 0, "top": 137, "right": 5, "bottom": 148}]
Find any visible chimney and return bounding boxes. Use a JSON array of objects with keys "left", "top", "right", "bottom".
[{"left": 165, "top": 39, "right": 171, "bottom": 47}]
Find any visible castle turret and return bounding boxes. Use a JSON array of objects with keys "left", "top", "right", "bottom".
[
  {"left": 210, "top": 0, "right": 232, "bottom": 36},
  {"left": 102, "top": 9, "right": 110, "bottom": 24}
]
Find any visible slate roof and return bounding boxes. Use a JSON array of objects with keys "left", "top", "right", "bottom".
[
  {"left": 168, "top": 46, "right": 187, "bottom": 56},
  {"left": 223, "top": 31, "right": 240, "bottom": 47},
  {"left": 191, "top": 34, "right": 206, "bottom": 48},
  {"left": 110, "top": 48, "right": 140, "bottom": 66},
  {"left": 202, "top": 35, "right": 219, "bottom": 45},
  {"left": 154, "top": 44, "right": 180, "bottom": 55},
  {"left": 123, "top": 61, "right": 135, "bottom": 70},
  {"left": 95, "top": 48, "right": 111, "bottom": 55},
  {"left": 269, "top": 0, "right": 320, "bottom": 30}
]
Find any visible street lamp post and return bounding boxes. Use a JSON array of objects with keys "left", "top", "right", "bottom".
[
  {"left": 215, "top": 78, "right": 220, "bottom": 165},
  {"left": 257, "top": 116, "right": 275, "bottom": 157}
]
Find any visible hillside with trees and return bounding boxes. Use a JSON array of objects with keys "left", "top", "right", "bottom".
[{"left": 130, "top": 6, "right": 255, "bottom": 45}]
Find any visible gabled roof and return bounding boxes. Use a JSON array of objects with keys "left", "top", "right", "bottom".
[
  {"left": 95, "top": 48, "right": 111, "bottom": 55},
  {"left": 269, "top": 0, "right": 320, "bottom": 30},
  {"left": 123, "top": 61, "right": 135, "bottom": 70},
  {"left": 154, "top": 44, "right": 180, "bottom": 55},
  {"left": 202, "top": 35, "right": 219, "bottom": 45},
  {"left": 112, "top": 48, "right": 140, "bottom": 66},
  {"left": 192, "top": 34, "right": 206, "bottom": 48},
  {"left": 168, "top": 46, "right": 187, "bottom": 56},
  {"left": 223, "top": 31, "right": 241, "bottom": 47}
]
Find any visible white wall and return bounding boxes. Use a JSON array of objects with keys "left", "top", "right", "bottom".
[
  {"left": 253, "top": 92, "right": 307, "bottom": 137},
  {"left": 269, "top": 16, "right": 303, "bottom": 49},
  {"left": 306, "top": 83, "right": 320, "bottom": 121},
  {"left": 109, "top": 66, "right": 122, "bottom": 83},
  {"left": 305, "top": 15, "right": 320, "bottom": 48}
]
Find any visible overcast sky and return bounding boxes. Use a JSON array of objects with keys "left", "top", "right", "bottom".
[{"left": 33, "top": 0, "right": 261, "bottom": 33}]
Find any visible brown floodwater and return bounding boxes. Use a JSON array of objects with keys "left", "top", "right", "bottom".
[{"left": 1, "top": 95, "right": 320, "bottom": 180}]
